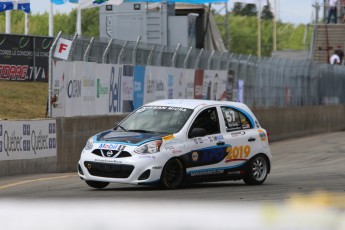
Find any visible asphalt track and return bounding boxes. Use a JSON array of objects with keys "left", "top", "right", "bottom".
[{"left": 0, "top": 132, "right": 344, "bottom": 202}]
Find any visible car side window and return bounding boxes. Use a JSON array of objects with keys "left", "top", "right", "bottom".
[
  {"left": 189, "top": 107, "right": 220, "bottom": 136},
  {"left": 221, "top": 107, "right": 252, "bottom": 132}
]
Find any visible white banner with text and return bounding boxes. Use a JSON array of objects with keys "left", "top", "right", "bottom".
[{"left": 0, "top": 120, "right": 57, "bottom": 161}]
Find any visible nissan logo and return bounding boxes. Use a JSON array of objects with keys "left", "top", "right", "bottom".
[{"left": 106, "top": 150, "right": 113, "bottom": 157}]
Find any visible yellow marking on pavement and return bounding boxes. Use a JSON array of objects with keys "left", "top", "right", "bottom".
[{"left": 0, "top": 174, "right": 76, "bottom": 190}]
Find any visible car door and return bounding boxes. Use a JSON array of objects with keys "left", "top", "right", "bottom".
[
  {"left": 219, "top": 106, "right": 261, "bottom": 169},
  {"left": 184, "top": 106, "right": 230, "bottom": 178}
]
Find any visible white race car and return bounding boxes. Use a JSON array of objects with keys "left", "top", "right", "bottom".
[{"left": 78, "top": 99, "right": 272, "bottom": 189}]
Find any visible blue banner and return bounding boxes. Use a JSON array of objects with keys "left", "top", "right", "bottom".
[
  {"left": 18, "top": 2, "right": 30, "bottom": 13},
  {"left": 50, "top": 0, "right": 67, "bottom": 4},
  {"left": 0, "top": 2, "right": 14, "bottom": 13},
  {"left": 50, "top": 0, "right": 79, "bottom": 4},
  {"left": 133, "top": 66, "right": 145, "bottom": 110}
]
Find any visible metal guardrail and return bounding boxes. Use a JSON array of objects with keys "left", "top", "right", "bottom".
[{"left": 55, "top": 34, "right": 345, "bottom": 108}]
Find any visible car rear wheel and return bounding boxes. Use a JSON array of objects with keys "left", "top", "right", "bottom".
[
  {"left": 243, "top": 155, "right": 268, "bottom": 185},
  {"left": 160, "top": 158, "right": 184, "bottom": 189},
  {"left": 85, "top": 180, "right": 110, "bottom": 189}
]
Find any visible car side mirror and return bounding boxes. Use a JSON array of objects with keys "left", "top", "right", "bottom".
[{"left": 188, "top": 128, "right": 207, "bottom": 138}]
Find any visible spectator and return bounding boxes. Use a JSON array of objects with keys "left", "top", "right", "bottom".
[
  {"left": 328, "top": 0, "right": 338, "bottom": 24},
  {"left": 330, "top": 50, "right": 341, "bottom": 64}
]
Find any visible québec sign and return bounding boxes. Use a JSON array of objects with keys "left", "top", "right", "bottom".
[{"left": 53, "top": 38, "right": 72, "bottom": 60}]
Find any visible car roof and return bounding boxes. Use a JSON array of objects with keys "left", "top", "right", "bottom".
[{"left": 145, "top": 99, "right": 249, "bottom": 110}]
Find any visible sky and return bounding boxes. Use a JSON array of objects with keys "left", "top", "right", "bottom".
[{"left": 29, "top": 0, "right": 316, "bottom": 25}]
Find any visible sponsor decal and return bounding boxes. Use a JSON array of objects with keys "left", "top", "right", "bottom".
[
  {"left": 227, "top": 171, "right": 245, "bottom": 175},
  {"left": 97, "top": 79, "right": 109, "bottom": 98},
  {"left": 139, "top": 155, "right": 155, "bottom": 159},
  {"left": 194, "top": 135, "right": 224, "bottom": 144},
  {"left": 152, "top": 166, "right": 163, "bottom": 170},
  {"left": 0, "top": 64, "right": 28, "bottom": 80},
  {"left": 49, "top": 123, "right": 56, "bottom": 134},
  {"left": 190, "top": 147, "right": 228, "bottom": 164},
  {"left": 172, "top": 150, "right": 182, "bottom": 154},
  {"left": 190, "top": 169, "right": 224, "bottom": 177},
  {"left": 109, "top": 66, "right": 121, "bottom": 113},
  {"left": 137, "top": 106, "right": 187, "bottom": 113},
  {"left": 95, "top": 159, "right": 122, "bottom": 164},
  {"left": 231, "top": 131, "right": 246, "bottom": 137},
  {"left": 164, "top": 145, "right": 175, "bottom": 151},
  {"left": 258, "top": 130, "right": 266, "bottom": 141},
  {"left": 192, "top": 151, "right": 199, "bottom": 161},
  {"left": 98, "top": 143, "right": 125, "bottom": 151},
  {"left": 162, "top": 134, "right": 174, "bottom": 142},
  {"left": 67, "top": 80, "right": 81, "bottom": 98},
  {"left": 255, "top": 120, "right": 260, "bottom": 128},
  {"left": 225, "top": 145, "right": 251, "bottom": 163}
]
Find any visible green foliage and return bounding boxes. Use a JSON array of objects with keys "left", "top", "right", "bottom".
[
  {"left": 0, "top": 8, "right": 100, "bottom": 37},
  {"left": 215, "top": 14, "right": 312, "bottom": 56},
  {"left": 232, "top": 3, "right": 257, "bottom": 16}
]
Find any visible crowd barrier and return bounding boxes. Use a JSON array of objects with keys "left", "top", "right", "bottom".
[{"left": 1, "top": 105, "right": 344, "bottom": 176}]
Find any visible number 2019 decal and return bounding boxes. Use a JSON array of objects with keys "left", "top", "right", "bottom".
[{"left": 225, "top": 145, "right": 251, "bottom": 163}]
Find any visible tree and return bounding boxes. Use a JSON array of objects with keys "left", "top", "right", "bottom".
[
  {"left": 241, "top": 4, "right": 257, "bottom": 16},
  {"left": 232, "top": 3, "right": 257, "bottom": 16},
  {"left": 232, "top": 3, "right": 243, "bottom": 15},
  {"left": 261, "top": 0, "right": 274, "bottom": 20}
]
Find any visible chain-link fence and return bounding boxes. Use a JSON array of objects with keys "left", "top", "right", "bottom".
[{"left": 59, "top": 34, "right": 345, "bottom": 108}]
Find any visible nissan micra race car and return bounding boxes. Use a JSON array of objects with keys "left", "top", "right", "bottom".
[{"left": 78, "top": 99, "right": 272, "bottom": 189}]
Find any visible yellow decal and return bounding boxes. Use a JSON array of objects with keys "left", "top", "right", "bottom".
[
  {"left": 162, "top": 134, "right": 175, "bottom": 141},
  {"left": 225, "top": 145, "right": 251, "bottom": 163}
]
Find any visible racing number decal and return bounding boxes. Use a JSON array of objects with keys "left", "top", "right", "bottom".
[{"left": 225, "top": 145, "right": 251, "bottom": 162}]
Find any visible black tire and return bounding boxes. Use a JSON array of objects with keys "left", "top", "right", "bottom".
[
  {"left": 160, "top": 158, "right": 185, "bottom": 189},
  {"left": 85, "top": 180, "right": 110, "bottom": 189},
  {"left": 243, "top": 155, "right": 268, "bottom": 185}
]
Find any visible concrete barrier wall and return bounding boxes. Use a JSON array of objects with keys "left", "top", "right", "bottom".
[
  {"left": 56, "top": 115, "right": 128, "bottom": 172},
  {"left": 254, "top": 105, "right": 345, "bottom": 141}
]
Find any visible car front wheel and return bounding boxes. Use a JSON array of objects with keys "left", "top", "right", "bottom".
[
  {"left": 243, "top": 155, "right": 268, "bottom": 185},
  {"left": 85, "top": 180, "right": 110, "bottom": 189},
  {"left": 160, "top": 158, "right": 184, "bottom": 189}
]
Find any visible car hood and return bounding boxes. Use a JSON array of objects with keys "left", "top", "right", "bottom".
[{"left": 96, "top": 130, "right": 165, "bottom": 144}]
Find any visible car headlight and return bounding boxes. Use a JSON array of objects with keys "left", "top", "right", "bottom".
[
  {"left": 84, "top": 137, "right": 94, "bottom": 150},
  {"left": 134, "top": 140, "right": 162, "bottom": 154}
]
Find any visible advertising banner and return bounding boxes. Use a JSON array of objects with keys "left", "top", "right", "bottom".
[
  {"left": 203, "top": 70, "right": 228, "bottom": 101},
  {"left": 52, "top": 61, "right": 229, "bottom": 117},
  {"left": 0, "top": 34, "right": 53, "bottom": 82},
  {"left": 0, "top": 120, "right": 57, "bottom": 161},
  {"left": 133, "top": 66, "right": 145, "bottom": 110},
  {"left": 144, "top": 66, "right": 169, "bottom": 104},
  {"left": 52, "top": 61, "right": 126, "bottom": 117}
]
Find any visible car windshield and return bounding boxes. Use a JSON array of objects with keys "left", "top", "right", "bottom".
[{"left": 119, "top": 106, "right": 194, "bottom": 134}]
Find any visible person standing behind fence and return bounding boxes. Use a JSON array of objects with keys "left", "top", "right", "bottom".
[
  {"left": 328, "top": 0, "right": 338, "bottom": 24},
  {"left": 330, "top": 50, "right": 341, "bottom": 64}
]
